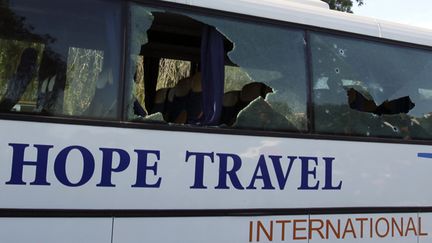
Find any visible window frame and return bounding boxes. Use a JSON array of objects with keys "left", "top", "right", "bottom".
[{"left": 0, "top": 0, "right": 127, "bottom": 120}]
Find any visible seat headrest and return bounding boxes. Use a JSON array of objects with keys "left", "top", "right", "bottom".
[
  {"left": 223, "top": 91, "right": 240, "bottom": 107},
  {"left": 240, "top": 82, "right": 272, "bottom": 102},
  {"left": 17, "top": 48, "right": 38, "bottom": 74},
  {"left": 191, "top": 72, "right": 202, "bottom": 92},
  {"left": 154, "top": 88, "right": 169, "bottom": 104},
  {"left": 174, "top": 77, "right": 192, "bottom": 97},
  {"left": 167, "top": 88, "right": 176, "bottom": 102}
]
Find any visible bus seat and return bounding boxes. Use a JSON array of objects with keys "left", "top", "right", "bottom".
[
  {"left": 35, "top": 75, "right": 56, "bottom": 112},
  {"left": 174, "top": 77, "right": 192, "bottom": 97},
  {"left": 166, "top": 77, "right": 192, "bottom": 123},
  {"left": 36, "top": 49, "right": 68, "bottom": 115},
  {"left": 133, "top": 99, "right": 147, "bottom": 117},
  {"left": 187, "top": 73, "right": 203, "bottom": 123},
  {"left": 151, "top": 88, "right": 170, "bottom": 115},
  {"left": 0, "top": 48, "right": 38, "bottom": 111},
  {"left": 191, "top": 72, "right": 202, "bottom": 92},
  {"left": 239, "top": 82, "right": 273, "bottom": 106},
  {"left": 221, "top": 90, "right": 241, "bottom": 126},
  {"left": 85, "top": 67, "right": 117, "bottom": 118}
]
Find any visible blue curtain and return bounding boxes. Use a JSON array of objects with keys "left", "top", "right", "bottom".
[{"left": 200, "top": 26, "right": 225, "bottom": 125}]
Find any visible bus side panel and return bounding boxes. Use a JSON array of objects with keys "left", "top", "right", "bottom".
[
  {"left": 0, "top": 119, "right": 431, "bottom": 210},
  {"left": 0, "top": 218, "right": 112, "bottom": 243},
  {"left": 112, "top": 214, "right": 430, "bottom": 243}
]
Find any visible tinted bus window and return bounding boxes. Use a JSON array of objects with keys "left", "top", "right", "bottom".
[
  {"left": 126, "top": 4, "right": 308, "bottom": 132},
  {"left": 311, "top": 32, "right": 432, "bottom": 140},
  {"left": 0, "top": 0, "right": 121, "bottom": 119}
]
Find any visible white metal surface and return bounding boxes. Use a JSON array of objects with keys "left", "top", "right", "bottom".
[
  {"left": 161, "top": 0, "right": 432, "bottom": 47},
  {"left": 0, "top": 218, "right": 112, "bottom": 243},
  {"left": 248, "top": 0, "right": 330, "bottom": 9},
  {"left": 419, "top": 213, "right": 432, "bottom": 243},
  {"left": 1, "top": 214, "right": 430, "bottom": 243},
  {"left": 112, "top": 214, "right": 430, "bottom": 243},
  {"left": 0, "top": 119, "right": 432, "bottom": 210}
]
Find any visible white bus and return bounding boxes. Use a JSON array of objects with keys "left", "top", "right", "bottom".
[{"left": 1, "top": 0, "right": 432, "bottom": 242}]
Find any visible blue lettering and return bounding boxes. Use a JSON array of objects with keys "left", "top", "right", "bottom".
[
  {"left": 322, "top": 157, "right": 342, "bottom": 190},
  {"left": 54, "top": 146, "right": 95, "bottom": 187},
  {"left": 247, "top": 155, "right": 274, "bottom": 190},
  {"left": 6, "top": 143, "right": 52, "bottom": 186},
  {"left": 97, "top": 148, "right": 130, "bottom": 187},
  {"left": 271, "top": 155, "right": 296, "bottom": 190},
  {"left": 5, "top": 143, "right": 342, "bottom": 191},
  {"left": 131, "top": 150, "right": 161, "bottom": 188},
  {"left": 185, "top": 151, "right": 214, "bottom": 189},
  {"left": 215, "top": 153, "right": 244, "bottom": 190},
  {"left": 297, "top": 156, "right": 319, "bottom": 190}
]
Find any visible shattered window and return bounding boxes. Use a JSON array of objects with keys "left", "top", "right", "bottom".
[
  {"left": 127, "top": 4, "right": 308, "bottom": 132},
  {"left": 311, "top": 33, "right": 432, "bottom": 139}
]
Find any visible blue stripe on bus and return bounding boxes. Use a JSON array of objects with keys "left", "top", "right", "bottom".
[{"left": 418, "top": 153, "right": 432, "bottom": 158}]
